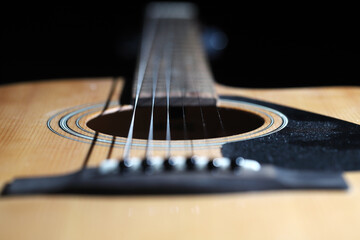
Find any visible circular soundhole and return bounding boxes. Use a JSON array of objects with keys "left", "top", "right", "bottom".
[{"left": 86, "top": 106, "right": 264, "bottom": 140}]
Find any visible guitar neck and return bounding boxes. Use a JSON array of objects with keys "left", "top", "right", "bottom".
[{"left": 132, "top": 3, "right": 217, "bottom": 107}]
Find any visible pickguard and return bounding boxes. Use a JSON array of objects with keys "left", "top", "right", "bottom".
[{"left": 221, "top": 96, "right": 360, "bottom": 171}]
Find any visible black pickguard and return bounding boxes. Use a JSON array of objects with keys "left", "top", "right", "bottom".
[{"left": 221, "top": 96, "right": 360, "bottom": 171}]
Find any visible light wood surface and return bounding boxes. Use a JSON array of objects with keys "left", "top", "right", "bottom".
[{"left": 0, "top": 78, "right": 359, "bottom": 240}]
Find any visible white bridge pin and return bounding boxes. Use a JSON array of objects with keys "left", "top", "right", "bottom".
[
  {"left": 235, "top": 157, "right": 261, "bottom": 171},
  {"left": 122, "top": 157, "right": 142, "bottom": 171},
  {"left": 99, "top": 159, "right": 119, "bottom": 175},
  {"left": 211, "top": 157, "right": 231, "bottom": 170},
  {"left": 167, "top": 156, "right": 187, "bottom": 171},
  {"left": 144, "top": 156, "right": 164, "bottom": 171},
  {"left": 190, "top": 156, "right": 209, "bottom": 171}
]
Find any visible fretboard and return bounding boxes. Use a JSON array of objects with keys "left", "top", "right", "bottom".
[{"left": 133, "top": 3, "right": 217, "bottom": 107}]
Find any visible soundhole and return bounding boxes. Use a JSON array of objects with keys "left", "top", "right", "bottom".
[{"left": 87, "top": 106, "right": 264, "bottom": 140}]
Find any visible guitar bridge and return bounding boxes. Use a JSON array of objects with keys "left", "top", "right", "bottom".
[{"left": 2, "top": 158, "right": 348, "bottom": 196}]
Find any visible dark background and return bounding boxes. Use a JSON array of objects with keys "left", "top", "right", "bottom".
[{"left": 2, "top": 2, "right": 359, "bottom": 87}]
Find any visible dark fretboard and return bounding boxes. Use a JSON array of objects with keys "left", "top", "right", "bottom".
[{"left": 133, "top": 2, "right": 217, "bottom": 107}]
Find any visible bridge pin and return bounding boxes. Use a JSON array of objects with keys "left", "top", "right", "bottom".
[
  {"left": 233, "top": 157, "right": 261, "bottom": 171},
  {"left": 98, "top": 159, "right": 119, "bottom": 175},
  {"left": 187, "top": 156, "right": 209, "bottom": 171},
  {"left": 209, "top": 157, "right": 231, "bottom": 170},
  {"left": 120, "top": 157, "right": 142, "bottom": 172},
  {"left": 165, "top": 156, "right": 187, "bottom": 171},
  {"left": 143, "top": 156, "right": 164, "bottom": 172}
]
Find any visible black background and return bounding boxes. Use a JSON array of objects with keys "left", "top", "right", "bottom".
[{"left": 2, "top": 2, "right": 359, "bottom": 87}]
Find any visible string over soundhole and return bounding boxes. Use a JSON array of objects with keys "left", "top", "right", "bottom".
[{"left": 86, "top": 106, "right": 264, "bottom": 140}]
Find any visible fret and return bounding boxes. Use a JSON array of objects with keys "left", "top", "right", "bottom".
[{"left": 132, "top": 3, "right": 217, "bottom": 107}]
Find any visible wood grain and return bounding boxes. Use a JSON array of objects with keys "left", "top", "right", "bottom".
[
  {"left": 217, "top": 83, "right": 360, "bottom": 125},
  {"left": 0, "top": 78, "right": 359, "bottom": 240}
]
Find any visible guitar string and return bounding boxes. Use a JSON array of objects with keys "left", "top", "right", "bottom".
[
  {"left": 164, "top": 19, "right": 193, "bottom": 158},
  {"left": 190, "top": 21, "right": 227, "bottom": 140},
  {"left": 81, "top": 77, "right": 117, "bottom": 169},
  {"left": 190, "top": 19, "right": 227, "bottom": 141},
  {"left": 124, "top": 17, "right": 223, "bottom": 161},
  {"left": 178, "top": 20, "right": 194, "bottom": 157},
  {"left": 106, "top": 135, "right": 116, "bottom": 159},
  {"left": 145, "top": 19, "right": 191, "bottom": 160},
  {"left": 144, "top": 21, "right": 164, "bottom": 159},
  {"left": 164, "top": 19, "right": 175, "bottom": 159},
  {"left": 122, "top": 19, "right": 158, "bottom": 160},
  {"left": 104, "top": 79, "right": 119, "bottom": 160},
  {"left": 81, "top": 132, "right": 99, "bottom": 169},
  {"left": 170, "top": 18, "right": 212, "bottom": 158},
  {"left": 215, "top": 103, "right": 226, "bottom": 138},
  {"left": 82, "top": 13, "right": 227, "bottom": 169},
  {"left": 188, "top": 20, "right": 212, "bottom": 155},
  {"left": 198, "top": 28, "right": 227, "bottom": 139}
]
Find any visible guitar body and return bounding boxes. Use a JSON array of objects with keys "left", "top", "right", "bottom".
[{"left": 0, "top": 78, "right": 359, "bottom": 240}]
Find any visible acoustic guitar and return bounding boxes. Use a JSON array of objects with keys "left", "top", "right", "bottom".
[{"left": 1, "top": 2, "right": 359, "bottom": 240}]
